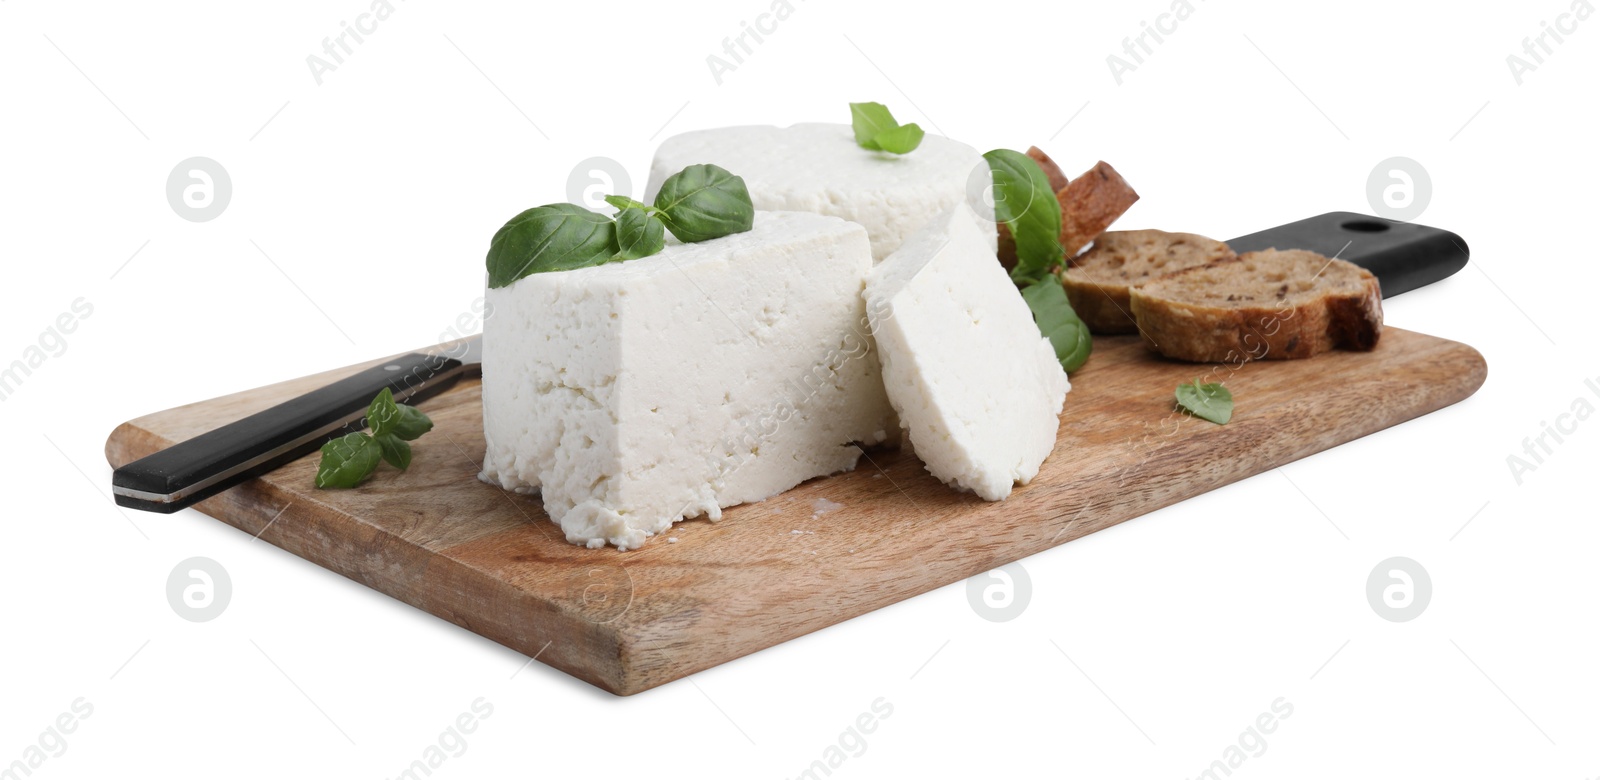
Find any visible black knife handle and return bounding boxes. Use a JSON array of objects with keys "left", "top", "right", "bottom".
[
  {"left": 112, "top": 352, "right": 464, "bottom": 513},
  {"left": 1227, "top": 212, "right": 1469, "bottom": 297}
]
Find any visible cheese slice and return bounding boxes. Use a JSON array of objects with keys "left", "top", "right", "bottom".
[
  {"left": 645, "top": 123, "right": 992, "bottom": 262},
  {"left": 864, "top": 204, "right": 1069, "bottom": 500},
  {"left": 481, "top": 212, "right": 893, "bottom": 550}
]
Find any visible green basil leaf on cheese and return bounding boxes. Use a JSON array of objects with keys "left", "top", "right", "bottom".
[
  {"left": 389, "top": 403, "right": 433, "bottom": 441},
  {"left": 486, "top": 203, "right": 617, "bottom": 288},
  {"left": 984, "top": 148, "right": 1066, "bottom": 285},
  {"left": 612, "top": 207, "right": 666, "bottom": 261},
  {"left": 1020, "top": 278, "right": 1092, "bottom": 373},
  {"left": 604, "top": 194, "right": 657, "bottom": 215},
  {"left": 873, "top": 122, "right": 925, "bottom": 154},
  {"left": 374, "top": 433, "right": 413, "bottom": 470},
  {"left": 314, "top": 432, "right": 382, "bottom": 489},
  {"left": 1175, "top": 379, "right": 1233, "bottom": 424},
  {"left": 850, "top": 101, "right": 898, "bottom": 151},
  {"left": 651, "top": 163, "right": 755, "bottom": 243}
]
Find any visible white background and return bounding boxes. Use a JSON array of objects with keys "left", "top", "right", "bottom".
[{"left": 2, "top": 0, "right": 1597, "bottom": 777}]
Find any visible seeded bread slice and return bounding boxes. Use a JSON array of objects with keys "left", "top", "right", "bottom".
[
  {"left": 1128, "top": 249, "right": 1383, "bottom": 362},
  {"left": 1062, "top": 230, "right": 1236, "bottom": 334}
]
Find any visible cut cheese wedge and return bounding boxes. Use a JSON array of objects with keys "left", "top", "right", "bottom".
[
  {"left": 864, "top": 204, "right": 1069, "bottom": 501},
  {"left": 481, "top": 212, "right": 893, "bottom": 549}
]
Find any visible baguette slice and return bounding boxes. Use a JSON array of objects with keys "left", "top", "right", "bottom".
[
  {"left": 998, "top": 159, "right": 1140, "bottom": 269},
  {"left": 1058, "top": 161, "right": 1140, "bottom": 257},
  {"left": 1062, "top": 230, "right": 1236, "bottom": 334},
  {"left": 1129, "top": 249, "right": 1383, "bottom": 362}
]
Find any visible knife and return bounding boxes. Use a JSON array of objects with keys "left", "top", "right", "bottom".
[
  {"left": 112, "top": 338, "right": 481, "bottom": 513},
  {"left": 111, "top": 212, "right": 1467, "bottom": 514}
]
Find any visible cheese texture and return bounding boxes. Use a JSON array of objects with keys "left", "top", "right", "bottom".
[
  {"left": 645, "top": 123, "right": 992, "bottom": 262},
  {"left": 481, "top": 211, "right": 893, "bottom": 550},
  {"left": 864, "top": 203, "right": 1069, "bottom": 500}
]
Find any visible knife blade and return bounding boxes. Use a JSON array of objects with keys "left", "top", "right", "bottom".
[{"left": 112, "top": 337, "right": 481, "bottom": 513}]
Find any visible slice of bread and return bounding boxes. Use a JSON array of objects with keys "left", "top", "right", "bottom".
[
  {"left": 1058, "top": 161, "right": 1140, "bottom": 257},
  {"left": 998, "top": 158, "right": 1140, "bottom": 269},
  {"left": 1129, "top": 249, "right": 1383, "bottom": 362},
  {"left": 1062, "top": 230, "right": 1236, "bottom": 334}
]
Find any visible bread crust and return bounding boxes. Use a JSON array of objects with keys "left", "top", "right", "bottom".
[
  {"left": 998, "top": 158, "right": 1140, "bottom": 269},
  {"left": 1026, "top": 146, "right": 1071, "bottom": 192},
  {"left": 1128, "top": 251, "right": 1384, "bottom": 363},
  {"left": 1058, "top": 161, "right": 1140, "bottom": 256},
  {"left": 1061, "top": 266, "right": 1137, "bottom": 335}
]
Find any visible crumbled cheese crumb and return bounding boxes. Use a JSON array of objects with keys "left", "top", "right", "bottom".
[{"left": 811, "top": 498, "right": 844, "bottom": 518}]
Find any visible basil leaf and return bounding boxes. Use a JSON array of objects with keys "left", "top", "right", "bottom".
[
  {"left": 613, "top": 207, "right": 666, "bottom": 261},
  {"left": 1175, "top": 380, "right": 1233, "bottom": 424},
  {"left": 367, "top": 387, "right": 401, "bottom": 437},
  {"left": 850, "top": 102, "right": 898, "bottom": 150},
  {"left": 604, "top": 195, "right": 657, "bottom": 214},
  {"left": 374, "top": 433, "right": 413, "bottom": 470},
  {"left": 486, "top": 203, "right": 616, "bottom": 288},
  {"left": 651, "top": 164, "right": 755, "bottom": 243},
  {"left": 984, "top": 149, "right": 1065, "bottom": 285},
  {"left": 872, "top": 122, "right": 924, "bottom": 154},
  {"left": 315, "top": 390, "right": 432, "bottom": 488},
  {"left": 314, "top": 433, "right": 382, "bottom": 489},
  {"left": 389, "top": 403, "right": 433, "bottom": 441},
  {"left": 1021, "top": 279, "right": 1092, "bottom": 373}
]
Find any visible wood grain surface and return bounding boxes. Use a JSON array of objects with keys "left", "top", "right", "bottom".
[{"left": 104, "top": 329, "right": 1486, "bottom": 695}]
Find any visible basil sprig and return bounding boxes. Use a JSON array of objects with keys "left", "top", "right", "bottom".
[
  {"left": 849, "top": 102, "right": 924, "bottom": 154},
  {"left": 1175, "top": 379, "right": 1233, "bottom": 424},
  {"left": 314, "top": 388, "right": 434, "bottom": 489},
  {"left": 603, "top": 195, "right": 655, "bottom": 214},
  {"left": 985, "top": 148, "right": 1089, "bottom": 374},
  {"left": 486, "top": 163, "right": 755, "bottom": 288}
]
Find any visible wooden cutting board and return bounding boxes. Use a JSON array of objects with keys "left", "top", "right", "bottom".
[{"left": 104, "top": 329, "right": 1486, "bottom": 695}]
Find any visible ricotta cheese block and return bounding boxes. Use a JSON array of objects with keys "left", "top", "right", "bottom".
[
  {"left": 864, "top": 203, "right": 1069, "bottom": 501},
  {"left": 481, "top": 211, "right": 893, "bottom": 550},
  {"left": 645, "top": 123, "right": 992, "bottom": 262}
]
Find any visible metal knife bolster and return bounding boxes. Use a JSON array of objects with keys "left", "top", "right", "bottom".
[{"left": 112, "top": 351, "right": 467, "bottom": 513}]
